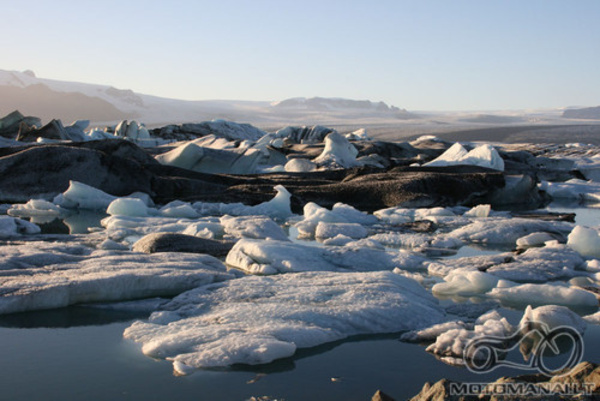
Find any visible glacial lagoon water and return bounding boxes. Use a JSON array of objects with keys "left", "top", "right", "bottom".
[{"left": 1, "top": 203, "right": 599, "bottom": 401}]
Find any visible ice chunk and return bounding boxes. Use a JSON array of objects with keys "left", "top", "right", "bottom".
[
  {"left": 322, "top": 234, "right": 353, "bottom": 247},
  {"left": 0, "top": 244, "right": 232, "bottom": 314},
  {"left": 248, "top": 185, "right": 292, "bottom": 220},
  {"left": 516, "top": 232, "right": 557, "bottom": 248},
  {"left": 313, "top": 132, "right": 360, "bottom": 168},
  {"left": 520, "top": 305, "right": 586, "bottom": 334},
  {"left": 107, "top": 198, "right": 152, "bottom": 217},
  {"left": 7, "top": 199, "right": 64, "bottom": 218},
  {"left": 486, "top": 243, "right": 582, "bottom": 283},
  {"left": 447, "top": 218, "right": 572, "bottom": 245},
  {"left": 295, "top": 202, "right": 375, "bottom": 238},
  {"left": 400, "top": 321, "right": 467, "bottom": 342},
  {"left": 315, "top": 222, "right": 367, "bottom": 240},
  {"left": 539, "top": 179, "right": 600, "bottom": 202},
  {"left": 159, "top": 201, "right": 199, "bottom": 219},
  {"left": 424, "top": 143, "right": 504, "bottom": 171},
  {"left": 123, "top": 271, "right": 445, "bottom": 370},
  {"left": 489, "top": 283, "right": 598, "bottom": 310},
  {"left": 53, "top": 181, "right": 118, "bottom": 210},
  {"left": 220, "top": 215, "right": 288, "bottom": 241},
  {"left": 463, "top": 204, "right": 491, "bottom": 218},
  {"left": 567, "top": 226, "right": 600, "bottom": 258},
  {"left": 225, "top": 238, "right": 427, "bottom": 275},
  {"left": 0, "top": 215, "right": 41, "bottom": 237},
  {"left": 426, "top": 315, "right": 512, "bottom": 358},
  {"left": 432, "top": 270, "right": 499, "bottom": 296},
  {"left": 284, "top": 158, "right": 317, "bottom": 172}
]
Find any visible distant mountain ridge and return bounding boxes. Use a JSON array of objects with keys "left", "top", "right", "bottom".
[
  {"left": 563, "top": 106, "right": 600, "bottom": 120},
  {"left": 0, "top": 69, "right": 416, "bottom": 127},
  {"left": 272, "top": 97, "right": 406, "bottom": 113}
]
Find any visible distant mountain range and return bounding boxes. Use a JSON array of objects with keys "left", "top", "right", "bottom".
[
  {"left": 0, "top": 69, "right": 414, "bottom": 127},
  {"left": 562, "top": 106, "right": 600, "bottom": 120}
]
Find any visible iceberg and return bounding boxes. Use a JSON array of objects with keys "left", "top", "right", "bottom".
[
  {"left": 123, "top": 271, "right": 445, "bottom": 371},
  {"left": 424, "top": 143, "right": 504, "bottom": 171},
  {"left": 53, "top": 180, "right": 118, "bottom": 210},
  {"left": 539, "top": 179, "right": 600, "bottom": 202},
  {"left": 220, "top": 215, "right": 289, "bottom": 241},
  {"left": 567, "top": 225, "right": 600, "bottom": 258},
  {"left": 313, "top": 132, "right": 360, "bottom": 168},
  {"left": 0, "top": 243, "right": 232, "bottom": 314},
  {"left": 7, "top": 199, "right": 65, "bottom": 218},
  {"left": 0, "top": 215, "right": 40, "bottom": 237},
  {"left": 432, "top": 270, "right": 499, "bottom": 296},
  {"left": 520, "top": 305, "right": 586, "bottom": 334},
  {"left": 225, "top": 238, "right": 427, "bottom": 275},
  {"left": 489, "top": 283, "right": 598, "bottom": 310},
  {"left": 315, "top": 222, "right": 368, "bottom": 240},
  {"left": 107, "top": 197, "right": 153, "bottom": 217}
]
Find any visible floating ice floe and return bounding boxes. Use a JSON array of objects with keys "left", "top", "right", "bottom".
[
  {"left": 7, "top": 199, "right": 65, "bottom": 218},
  {"left": 315, "top": 222, "right": 368, "bottom": 240},
  {"left": 567, "top": 225, "right": 600, "bottom": 259},
  {"left": 312, "top": 132, "right": 360, "bottom": 168},
  {"left": 0, "top": 242, "right": 232, "bottom": 314},
  {"left": 489, "top": 283, "right": 598, "bottom": 310},
  {"left": 485, "top": 243, "right": 583, "bottom": 283},
  {"left": 424, "top": 143, "right": 505, "bottom": 171},
  {"left": 220, "top": 215, "right": 289, "bottom": 241},
  {"left": 123, "top": 271, "right": 445, "bottom": 371},
  {"left": 107, "top": 197, "right": 153, "bottom": 217},
  {"left": 295, "top": 202, "right": 376, "bottom": 238},
  {"left": 539, "top": 179, "right": 600, "bottom": 202},
  {"left": 516, "top": 232, "right": 558, "bottom": 248},
  {"left": 0, "top": 215, "right": 40, "bottom": 237},
  {"left": 446, "top": 218, "right": 573, "bottom": 245},
  {"left": 159, "top": 201, "right": 199, "bottom": 219},
  {"left": 426, "top": 253, "right": 514, "bottom": 277},
  {"left": 432, "top": 270, "right": 499, "bottom": 296},
  {"left": 225, "top": 238, "right": 427, "bottom": 275}
]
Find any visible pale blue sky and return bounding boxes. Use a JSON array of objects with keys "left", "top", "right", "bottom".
[{"left": 1, "top": 0, "right": 599, "bottom": 110}]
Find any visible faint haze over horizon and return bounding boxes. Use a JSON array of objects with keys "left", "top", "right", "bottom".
[{"left": 1, "top": 0, "right": 599, "bottom": 112}]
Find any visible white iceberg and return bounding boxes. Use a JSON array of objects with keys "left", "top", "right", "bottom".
[
  {"left": 284, "top": 158, "right": 317, "bottom": 172},
  {"left": 539, "top": 179, "right": 600, "bottom": 202},
  {"left": 0, "top": 215, "right": 40, "bottom": 237},
  {"left": 424, "top": 143, "right": 504, "bottom": 171},
  {"left": 520, "top": 305, "right": 586, "bottom": 334},
  {"left": 489, "top": 283, "right": 598, "bottom": 310},
  {"left": 313, "top": 132, "right": 360, "bottom": 168},
  {"left": 220, "top": 215, "right": 289, "bottom": 241},
  {"left": 7, "top": 199, "right": 65, "bottom": 218},
  {"left": 107, "top": 197, "right": 153, "bottom": 217},
  {"left": 315, "top": 222, "right": 367, "bottom": 240},
  {"left": 225, "top": 238, "right": 427, "bottom": 275},
  {"left": 432, "top": 270, "right": 499, "bottom": 296},
  {"left": 447, "top": 218, "right": 573, "bottom": 245},
  {"left": 123, "top": 271, "right": 445, "bottom": 371},
  {"left": 567, "top": 225, "right": 600, "bottom": 258},
  {"left": 53, "top": 181, "right": 118, "bottom": 210}
]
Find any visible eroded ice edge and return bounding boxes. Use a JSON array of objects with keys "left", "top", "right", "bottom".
[{"left": 2, "top": 129, "right": 600, "bottom": 375}]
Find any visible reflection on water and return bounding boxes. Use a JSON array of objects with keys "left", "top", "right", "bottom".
[{"left": 31, "top": 210, "right": 107, "bottom": 234}]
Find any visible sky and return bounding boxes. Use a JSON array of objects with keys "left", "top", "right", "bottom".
[{"left": 1, "top": 0, "right": 599, "bottom": 111}]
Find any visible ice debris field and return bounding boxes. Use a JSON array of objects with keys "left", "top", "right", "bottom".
[{"left": 1, "top": 115, "right": 600, "bottom": 376}]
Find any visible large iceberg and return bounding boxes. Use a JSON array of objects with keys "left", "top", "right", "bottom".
[
  {"left": 123, "top": 271, "right": 445, "bottom": 372},
  {"left": 312, "top": 132, "right": 360, "bottom": 168}
]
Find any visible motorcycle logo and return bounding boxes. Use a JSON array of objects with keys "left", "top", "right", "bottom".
[{"left": 463, "top": 320, "right": 584, "bottom": 377}]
